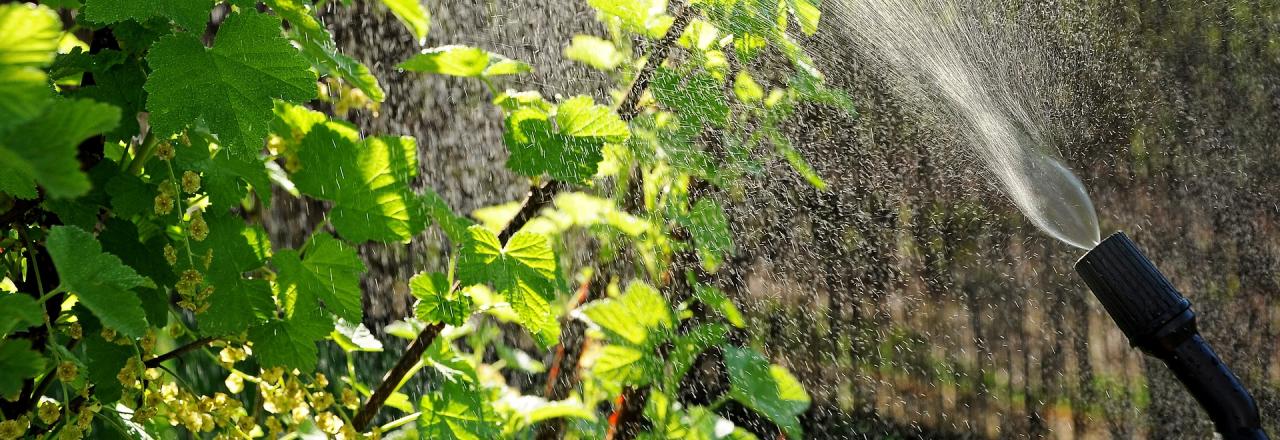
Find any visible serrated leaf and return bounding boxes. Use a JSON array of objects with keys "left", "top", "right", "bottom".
[
  {"left": 411, "top": 272, "right": 473, "bottom": 326},
  {"left": 175, "top": 138, "right": 272, "bottom": 208},
  {"left": 292, "top": 123, "right": 428, "bottom": 243},
  {"left": 563, "top": 35, "right": 624, "bottom": 71},
  {"left": 145, "top": 12, "right": 316, "bottom": 156},
  {"left": 0, "top": 4, "right": 61, "bottom": 67},
  {"left": 189, "top": 212, "right": 276, "bottom": 336},
  {"left": 380, "top": 0, "right": 430, "bottom": 44},
  {"left": 80, "top": 322, "right": 133, "bottom": 403},
  {"left": 457, "top": 225, "right": 560, "bottom": 348},
  {"left": 47, "top": 225, "right": 151, "bottom": 338},
  {"left": 0, "top": 340, "right": 46, "bottom": 399},
  {"left": 269, "top": 0, "right": 385, "bottom": 102},
  {"left": 0, "top": 99, "right": 121, "bottom": 199},
  {"left": 0, "top": 66, "right": 52, "bottom": 135},
  {"left": 416, "top": 375, "right": 498, "bottom": 440},
  {"left": 421, "top": 189, "right": 475, "bottom": 244},
  {"left": 582, "top": 281, "right": 671, "bottom": 347},
  {"left": 274, "top": 233, "right": 365, "bottom": 324},
  {"left": 591, "top": 344, "right": 652, "bottom": 385},
  {"left": 0, "top": 294, "right": 43, "bottom": 337},
  {"left": 67, "top": 51, "right": 146, "bottom": 141},
  {"left": 504, "top": 95, "right": 629, "bottom": 183},
  {"left": 683, "top": 199, "right": 734, "bottom": 271},
  {"left": 652, "top": 68, "right": 729, "bottom": 127},
  {"left": 82, "top": 0, "right": 212, "bottom": 32},
  {"left": 723, "top": 347, "right": 810, "bottom": 439},
  {"left": 248, "top": 311, "right": 332, "bottom": 371}
]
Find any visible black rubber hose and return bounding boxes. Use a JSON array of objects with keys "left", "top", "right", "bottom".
[{"left": 1075, "top": 232, "right": 1267, "bottom": 439}]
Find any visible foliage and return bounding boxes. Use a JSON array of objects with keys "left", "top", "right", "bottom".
[{"left": 0, "top": 0, "right": 853, "bottom": 438}]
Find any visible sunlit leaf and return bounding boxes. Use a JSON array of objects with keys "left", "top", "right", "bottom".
[
  {"left": 564, "top": 35, "right": 624, "bottom": 71},
  {"left": 723, "top": 347, "right": 810, "bottom": 439},
  {"left": 582, "top": 281, "right": 672, "bottom": 347},
  {"left": 380, "top": 0, "right": 430, "bottom": 44},
  {"left": 457, "top": 225, "right": 560, "bottom": 348},
  {"left": 411, "top": 271, "right": 474, "bottom": 326}
]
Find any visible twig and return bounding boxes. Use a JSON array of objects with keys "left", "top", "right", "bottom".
[
  {"left": 144, "top": 337, "right": 216, "bottom": 368},
  {"left": 351, "top": 322, "right": 444, "bottom": 430},
  {"left": 352, "top": 2, "right": 696, "bottom": 431}
]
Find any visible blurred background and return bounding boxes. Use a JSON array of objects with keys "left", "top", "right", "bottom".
[{"left": 282, "top": 0, "right": 1279, "bottom": 437}]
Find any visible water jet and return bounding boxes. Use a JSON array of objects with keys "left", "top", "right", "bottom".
[{"left": 1076, "top": 232, "right": 1269, "bottom": 439}]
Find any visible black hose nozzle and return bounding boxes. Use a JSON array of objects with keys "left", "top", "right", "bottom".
[{"left": 1075, "top": 232, "right": 1268, "bottom": 439}]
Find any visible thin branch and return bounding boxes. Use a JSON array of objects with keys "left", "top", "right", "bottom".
[
  {"left": 351, "top": 322, "right": 444, "bottom": 431},
  {"left": 144, "top": 337, "right": 216, "bottom": 368},
  {"left": 352, "top": 3, "right": 696, "bottom": 431}
]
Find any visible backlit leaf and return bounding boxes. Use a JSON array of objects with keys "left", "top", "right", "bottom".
[{"left": 457, "top": 225, "right": 560, "bottom": 348}]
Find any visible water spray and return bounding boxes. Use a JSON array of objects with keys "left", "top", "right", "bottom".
[{"left": 1075, "top": 232, "right": 1269, "bottom": 439}]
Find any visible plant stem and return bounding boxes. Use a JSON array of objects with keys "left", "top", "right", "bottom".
[
  {"left": 352, "top": 3, "right": 695, "bottom": 432},
  {"left": 351, "top": 322, "right": 444, "bottom": 431},
  {"left": 144, "top": 337, "right": 216, "bottom": 368}
]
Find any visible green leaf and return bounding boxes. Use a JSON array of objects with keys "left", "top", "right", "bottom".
[
  {"left": 504, "top": 95, "right": 629, "bottom": 183},
  {"left": 411, "top": 272, "right": 473, "bottom": 326},
  {"left": 332, "top": 319, "right": 384, "bottom": 352},
  {"left": 268, "top": 0, "right": 385, "bottom": 102},
  {"left": 416, "top": 375, "right": 498, "bottom": 440},
  {"left": 591, "top": 344, "right": 653, "bottom": 385},
  {"left": 586, "top": 0, "right": 673, "bottom": 38},
  {"left": 145, "top": 12, "right": 317, "bottom": 156},
  {"left": 787, "top": 0, "right": 821, "bottom": 35},
  {"left": 292, "top": 123, "right": 428, "bottom": 243},
  {"left": 691, "top": 280, "right": 744, "bottom": 328},
  {"left": 0, "top": 4, "right": 61, "bottom": 67},
  {"left": 0, "top": 340, "right": 46, "bottom": 399},
  {"left": 652, "top": 68, "right": 729, "bottom": 127},
  {"left": 733, "top": 71, "right": 765, "bottom": 103},
  {"left": 682, "top": 199, "right": 734, "bottom": 271},
  {"left": 723, "top": 347, "right": 810, "bottom": 439},
  {"left": 47, "top": 225, "right": 151, "bottom": 338},
  {"left": 80, "top": 318, "right": 133, "bottom": 403},
  {"left": 421, "top": 189, "right": 475, "bottom": 244},
  {"left": 0, "top": 99, "right": 121, "bottom": 199},
  {"left": 67, "top": 52, "right": 147, "bottom": 142},
  {"left": 380, "top": 0, "right": 431, "bottom": 44},
  {"left": 0, "top": 294, "right": 43, "bottom": 337},
  {"left": 274, "top": 233, "right": 365, "bottom": 324},
  {"left": 82, "top": 0, "right": 212, "bottom": 32},
  {"left": 0, "top": 3, "right": 59, "bottom": 134},
  {"left": 581, "top": 281, "right": 671, "bottom": 347},
  {"left": 398, "top": 45, "right": 488, "bottom": 77},
  {"left": 457, "top": 225, "right": 560, "bottom": 348},
  {"left": 563, "top": 35, "right": 624, "bottom": 71},
  {"left": 248, "top": 312, "right": 332, "bottom": 371},
  {"left": 667, "top": 323, "right": 727, "bottom": 387},
  {"left": 186, "top": 212, "right": 275, "bottom": 336}
]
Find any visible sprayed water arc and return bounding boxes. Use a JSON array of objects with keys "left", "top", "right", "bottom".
[{"left": 818, "top": 0, "right": 1101, "bottom": 249}]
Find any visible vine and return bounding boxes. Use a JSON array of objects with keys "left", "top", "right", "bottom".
[{"left": 0, "top": 0, "right": 853, "bottom": 438}]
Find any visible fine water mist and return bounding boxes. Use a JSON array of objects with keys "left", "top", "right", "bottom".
[{"left": 821, "top": 0, "right": 1101, "bottom": 249}]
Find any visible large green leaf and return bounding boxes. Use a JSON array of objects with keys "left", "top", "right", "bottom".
[
  {"left": 0, "top": 294, "right": 43, "bottom": 337},
  {"left": 380, "top": 0, "right": 431, "bottom": 44},
  {"left": 83, "top": 0, "right": 212, "bottom": 32},
  {"left": 47, "top": 225, "right": 152, "bottom": 338},
  {"left": 581, "top": 281, "right": 672, "bottom": 347},
  {"left": 503, "top": 95, "right": 629, "bottom": 183},
  {"left": 585, "top": 0, "right": 672, "bottom": 38},
  {"left": 248, "top": 309, "right": 332, "bottom": 371},
  {"left": 591, "top": 344, "right": 654, "bottom": 386},
  {"left": 722, "top": 347, "right": 810, "bottom": 439},
  {"left": 145, "top": 12, "right": 316, "bottom": 155},
  {"left": 411, "top": 271, "right": 473, "bottom": 326},
  {"left": 0, "top": 3, "right": 61, "bottom": 132},
  {"left": 292, "top": 123, "right": 428, "bottom": 243},
  {"left": 652, "top": 68, "right": 729, "bottom": 127},
  {"left": 457, "top": 225, "right": 560, "bottom": 348},
  {"left": 0, "top": 99, "right": 121, "bottom": 199},
  {"left": 416, "top": 366, "right": 497, "bottom": 440},
  {"left": 0, "top": 4, "right": 60, "bottom": 67},
  {"left": 273, "top": 233, "right": 365, "bottom": 324},
  {"left": 189, "top": 212, "right": 276, "bottom": 336},
  {"left": 0, "top": 340, "right": 46, "bottom": 399}
]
